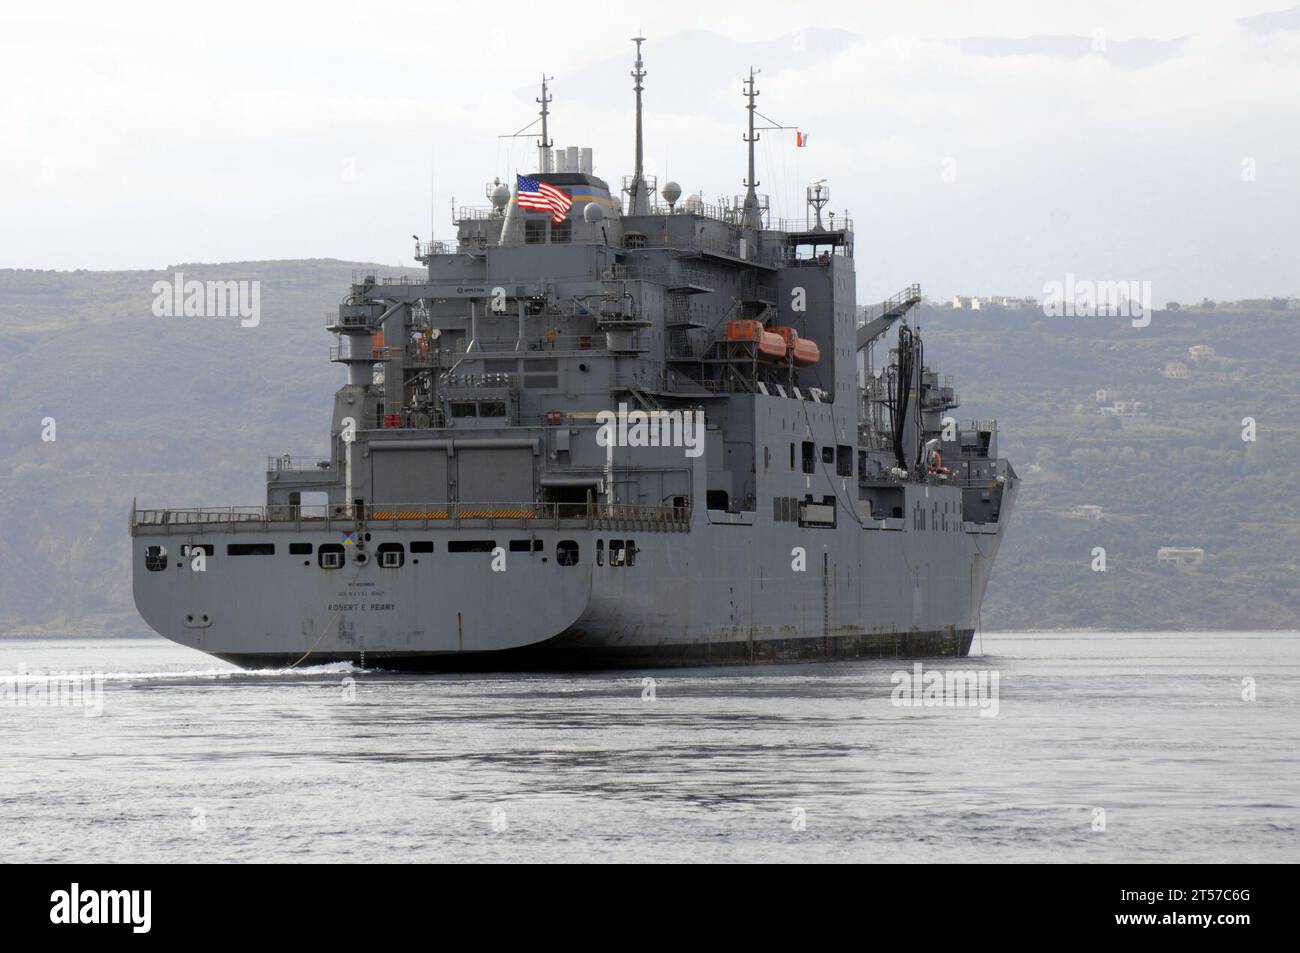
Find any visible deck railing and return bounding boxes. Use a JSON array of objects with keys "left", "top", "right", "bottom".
[{"left": 132, "top": 501, "right": 691, "bottom": 533}]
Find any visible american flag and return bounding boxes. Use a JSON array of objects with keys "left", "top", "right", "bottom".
[{"left": 516, "top": 174, "right": 573, "bottom": 224}]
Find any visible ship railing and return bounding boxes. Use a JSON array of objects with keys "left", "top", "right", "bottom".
[
  {"left": 329, "top": 345, "right": 401, "bottom": 362},
  {"left": 601, "top": 264, "right": 670, "bottom": 283},
  {"left": 858, "top": 284, "right": 923, "bottom": 326},
  {"left": 453, "top": 207, "right": 498, "bottom": 222},
  {"left": 464, "top": 334, "right": 606, "bottom": 353},
  {"left": 948, "top": 477, "right": 1005, "bottom": 490},
  {"left": 325, "top": 311, "right": 372, "bottom": 330},
  {"left": 266, "top": 454, "right": 330, "bottom": 473},
  {"left": 131, "top": 501, "right": 692, "bottom": 533},
  {"left": 768, "top": 215, "right": 855, "bottom": 234}
]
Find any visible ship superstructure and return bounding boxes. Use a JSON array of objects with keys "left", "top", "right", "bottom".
[{"left": 132, "top": 41, "right": 1017, "bottom": 668}]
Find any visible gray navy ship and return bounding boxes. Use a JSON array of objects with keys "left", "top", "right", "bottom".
[{"left": 132, "top": 39, "right": 1018, "bottom": 669}]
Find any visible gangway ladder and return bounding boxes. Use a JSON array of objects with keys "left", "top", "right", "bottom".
[{"left": 856, "top": 283, "right": 923, "bottom": 352}]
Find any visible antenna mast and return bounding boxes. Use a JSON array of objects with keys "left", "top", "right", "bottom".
[
  {"left": 537, "top": 74, "right": 554, "bottom": 173},
  {"left": 628, "top": 36, "right": 650, "bottom": 215},
  {"left": 741, "top": 68, "right": 762, "bottom": 229}
]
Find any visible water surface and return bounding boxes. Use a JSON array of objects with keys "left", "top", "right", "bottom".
[{"left": 1, "top": 632, "right": 1295, "bottom": 862}]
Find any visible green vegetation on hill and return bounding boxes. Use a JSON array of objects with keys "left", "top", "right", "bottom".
[
  {"left": 919, "top": 303, "right": 1300, "bottom": 630},
  {"left": 0, "top": 264, "right": 1296, "bottom": 635}
]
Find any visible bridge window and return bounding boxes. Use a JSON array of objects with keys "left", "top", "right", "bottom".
[
  {"left": 821, "top": 446, "right": 834, "bottom": 464},
  {"left": 144, "top": 545, "right": 168, "bottom": 572},
  {"left": 525, "top": 220, "right": 545, "bottom": 244},
  {"left": 556, "top": 540, "right": 579, "bottom": 566},
  {"left": 479, "top": 401, "right": 507, "bottom": 418},
  {"left": 551, "top": 220, "right": 571, "bottom": 243},
  {"left": 450, "top": 402, "right": 477, "bottom": 418}
]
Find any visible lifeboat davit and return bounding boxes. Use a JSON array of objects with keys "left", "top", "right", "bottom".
[
  {"left": 727, "top": 319, "right": 787, "bottom": 361},
  {"left": 771, "top": 326, "right": 821, "bottom": 366}
]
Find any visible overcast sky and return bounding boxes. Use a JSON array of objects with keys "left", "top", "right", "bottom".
[{"left": 2, "top": 0, "right": 1297, "bottom": 302}]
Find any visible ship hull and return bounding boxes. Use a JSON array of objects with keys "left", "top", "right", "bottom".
[
  {"left": 132, "top": 481, "right": 1012, "bottom": 670},
  {"left": 210, "top": 628, "right": 974, "bottom": 671}
]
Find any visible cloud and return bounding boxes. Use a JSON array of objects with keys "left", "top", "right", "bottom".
[{"left": 1, "top": 2, "right": 1297, "bottom": 300}]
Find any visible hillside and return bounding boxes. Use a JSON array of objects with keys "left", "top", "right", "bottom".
[{"left": 1, "top": 263, "right": 1296, "bottom": 635}]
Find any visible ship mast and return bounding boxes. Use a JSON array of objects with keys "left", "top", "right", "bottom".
[
  {"left": 537, "top": 74, "right": 554, "bottom": 173},
  {"left": 628, "top": 36, "right": 650, "bottom": 214},
  {"left": 741, "top": 67, "right": 762, "bottom": 229}
]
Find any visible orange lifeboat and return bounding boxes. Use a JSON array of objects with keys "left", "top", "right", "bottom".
[
  {"left": 757, "top": 331, "right": 786, "bottom": 361},
  {"left": 792, "top": 337, "right": 820, "bottom": 366},
  {"left": 725, "top": 319, "right": 763, "bottom": 342},
  {"left": 727, "top": 320, "right": 787, "bottom": 361},
  {"left": 771, "top": 326, "right": 821, "bottom": 366}
]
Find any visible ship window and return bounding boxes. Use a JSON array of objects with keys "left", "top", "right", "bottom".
[
  {"left": 509, "top": 539, "right": 542, "bottom": 552},
  {"left": 410, "top": 541, "right": 434, "bottom": 553},
  {"left": 556, "top": 540, "right": 579, "bottom": 566},
  {"left": 227, "top": 543, "right": 275, "bottom": 556},
  {"left": 451, "top": 401, "right": 477, "bottom": 418},
  {"left": 836, "top": 445, "right": 853, "bottom": 476},
  {"left": 801, "top": 441, "right": 815, "bottom": 474},
  {"left": 821, "top": 447, "right": 834, "bottom": 464},
  {"left": 289, "top": 543, "right": 313, "bottom": 555},
  {"left": 625, "top": 540, "right": 636, "bottom": 566},
  {"left": 377, "top": 543, "right": 405, "bottom": 568},
  {"left": 706, "top": 490, "right": 729, "bottom": 510},
  {"left": 144, "top": 545, "right": 168, "bottom": 572},
  {"left": 596, "top": 539, "right": 604, "bottom": 566},
  {"left": 790, "top": 443, "right": 795, "bottom": 470},
  {"left": 525, "top": 220, "right": 546, "bottom": 244},
  {"left": 609, "top": 540, "right": 625, "bottom": 566},
  {"left": 449, "top": 540, "right": 496, "bottom": 553},
  {"left": 318, "top": 544, "right": 344, "bottom": 569},
  {"left": 551, "top": 220, "right": 572, "bottom": 244},
  {"left": 479, "top": 401, "right": 507, "bottom": 417}
]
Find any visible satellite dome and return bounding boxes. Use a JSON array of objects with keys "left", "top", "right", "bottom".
[
  {"left": 583, "top": 202, "right": 605, "bottom": 223},
  {"left": 490, "top": 183, "right": 511, "bottom": 209},
  {"left": 682, "top": 193, "right": 703, "bottom": 213},
  {"left": 661, "top": 181, "right": 682, "bottom": 206}
]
